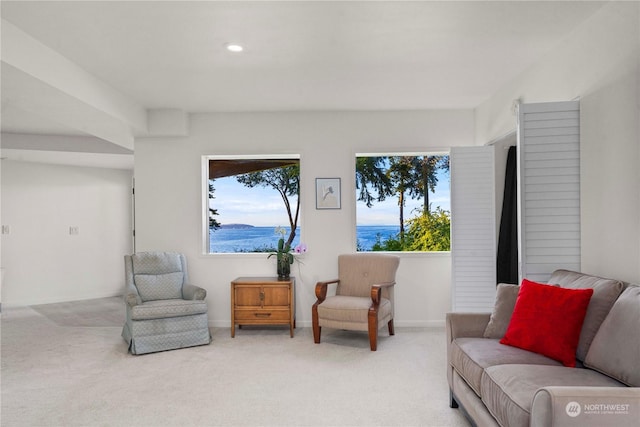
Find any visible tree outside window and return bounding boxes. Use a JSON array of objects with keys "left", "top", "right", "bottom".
[
  {"left": 205, "top": 156, "right": 300, "bottom": 254},
  {"left": 355, "top": 154, "right": 450, "bottom": 252}
]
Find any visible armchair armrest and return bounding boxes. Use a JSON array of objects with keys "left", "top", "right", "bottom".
[
  {"left": 531, "top": 386, "right": 640, "bottom": 427},
  {"left": 314, "top": 279, "right": 339, "bottom": 304},
  {"left": 125, "top": 293, "right": 141, "bottom": 307},
  {"left": 183, "top": 283, "right": 207, "bottom": 300},
  {"left": 124, "top": 282, "right": 141, "bottom": 307},
  {"left": 371, "top": 281, "right": 396, "bottom": 304}
]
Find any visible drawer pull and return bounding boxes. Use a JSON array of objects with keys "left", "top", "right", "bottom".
[{"left": 254, "top": 313, "right": 272, "bottom": 317}]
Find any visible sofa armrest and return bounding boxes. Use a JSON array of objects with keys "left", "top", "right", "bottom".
[
  {"left": 531, "top": 386, "right": 640, "bottom": 427},
  {"left": 445, "top": 312, "right": 492, "bottom": 391},
  {"left": 183, "top": 283, "right": 207, "bottom": 300},
  {"left": 445, "top": 312, "right": 491, "bottom": 342}
]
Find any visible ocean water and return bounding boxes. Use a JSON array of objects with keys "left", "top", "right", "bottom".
[{"left": 209, "top": 225, "right": 399, "bottom": 253}]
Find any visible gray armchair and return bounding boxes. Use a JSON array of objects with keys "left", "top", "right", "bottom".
[
  {"left": 121, "top": 252, "right": 211, "bottom": 355},
  {"left": 312, "top": 253, "right": 400, "bottom": 351}
]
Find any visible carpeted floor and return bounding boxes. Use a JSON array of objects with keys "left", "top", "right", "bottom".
[{"left": 1, "top": 298, "right": 470, "bottom": 427}]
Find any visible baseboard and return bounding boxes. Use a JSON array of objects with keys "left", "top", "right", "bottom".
[
  {"left": 209, "top": 320, "right": 446, "bottom": 328},
  {"left": 8, "top": 292, "right": 122, "bottom": 307}
]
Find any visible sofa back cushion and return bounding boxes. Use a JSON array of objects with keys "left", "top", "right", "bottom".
[
  {"left": 548, "top": 269, "right": 625, "bottom": 361},
  {"left": 584, "top": 285, "right": 640, "bottom": 386}
]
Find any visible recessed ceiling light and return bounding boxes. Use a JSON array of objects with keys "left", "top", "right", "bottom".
[{"left": 225, "top": 43, "right": 244, "bottom": 53}]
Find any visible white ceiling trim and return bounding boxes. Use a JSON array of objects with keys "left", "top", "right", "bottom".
[{"left": 1, "top": 19, "right": 147, "bottom": 149}]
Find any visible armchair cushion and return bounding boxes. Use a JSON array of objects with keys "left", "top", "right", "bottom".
[
  {"left": 134, "top": 272, "right": 184, "bottom": 302},
  {"left": 338, "top": 254, "right": 399, "bottom": 297},
  {"left": 317, "top": 295, "right": 391, "bottom": 324},
  {"left": 131, "top": 252, "right": 183, "bottom": 274},
  {"left": 129, "top": 299, "right": 208, "bottom": 321}
]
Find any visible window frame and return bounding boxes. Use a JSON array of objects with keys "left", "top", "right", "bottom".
[
  {"left": 201, "top": 153, "right": 301, "bottom": 255},
  {"left": 354, "top": 150, "right": 451, "bottom": 253}
]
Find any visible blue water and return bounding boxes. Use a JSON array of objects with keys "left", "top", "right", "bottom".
[{"left": 209, "top": 225, "right": 399, "bottom": 253}]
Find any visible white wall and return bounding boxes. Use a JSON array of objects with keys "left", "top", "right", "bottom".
[
  {"left": 475, "top": 2, "right": 640, "bottom": 284},
  {"left": 134, "top": 110, "right": 474, "bottom": 327},
  {"left": 1, "top": 160, "right": 133, "bottom": 304}
]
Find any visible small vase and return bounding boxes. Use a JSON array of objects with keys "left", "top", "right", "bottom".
[{"left": 277, "top": 253, "right": 291, "bottom": 280}]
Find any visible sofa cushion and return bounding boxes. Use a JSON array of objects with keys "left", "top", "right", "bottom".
[
  {"left": 483, "top": 283, "right": 520, "bottom": 339},
  {"left": 130, "top": 299, "right": 208, "bottom": 321},
  {"left": 450, "top": 338, "right": 562, "bottom": 397},
  {"left": 135, "top": 272, "right": 184, "bottom": 302},
  {"left": 500, "top": 279, "right": 593, "bottom": 367},
  {"left": 549, "top": 269, "right": 625, "bottom": 361},
  {"left": 584, "top": 285, "right": 640, "bottom": 386},
  {"left": 481, "top": 364, "right": 626, "bottom": 427}
]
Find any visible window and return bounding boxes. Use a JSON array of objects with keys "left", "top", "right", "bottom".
[
  {"left": 355, "top": 153, "right": 450, "bottom": 252},
  {"left": 203, "top": 155, "right": 301, "bottom": 254}
]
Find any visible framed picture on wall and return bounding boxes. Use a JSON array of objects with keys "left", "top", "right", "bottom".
[{"left": 316, "top": 178, "right": 341, "bottom": 209}]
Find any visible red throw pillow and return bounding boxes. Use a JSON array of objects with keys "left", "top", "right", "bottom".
[{"left": 500, "top": 279, "right": 593, "bottom": 367}]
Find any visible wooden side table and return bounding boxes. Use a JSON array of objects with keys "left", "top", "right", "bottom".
[{"left": 230, "top": 277, "right": 295, "bottom": 337}]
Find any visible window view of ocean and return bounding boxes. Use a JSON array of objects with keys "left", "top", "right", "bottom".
[{"left": 209, "top": 225, "right": 400, "bottom": 253}]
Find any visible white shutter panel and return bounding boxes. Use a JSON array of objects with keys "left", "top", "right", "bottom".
[
  {"left": 518, "top": 101, "right": 580, "bottom": 283},
  {"left": 450, "top": 146, "right": 496, "bottom": 312}
]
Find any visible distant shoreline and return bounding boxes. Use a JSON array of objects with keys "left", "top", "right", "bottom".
[
  {"left": 209, "top": 224, "right": 399, "bottom": 252},
  {"left": 220, "top": 223, "right": 255, "bottom": 229}
]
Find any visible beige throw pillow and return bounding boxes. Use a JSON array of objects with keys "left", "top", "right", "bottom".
[
  {"left": 483, "top": 283, "right": 520, "bottom": 338},
  {"left": 483, "top": 281, "right": 560, "bottom": 339}
]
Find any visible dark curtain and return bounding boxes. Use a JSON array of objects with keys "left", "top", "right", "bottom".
[{"left": 497, "top": 146, "right": 518, "bottom": 284}]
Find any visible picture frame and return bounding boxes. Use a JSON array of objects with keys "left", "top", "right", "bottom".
[{"left": 316, "top": 178, "right": 341, "bottom": 210}]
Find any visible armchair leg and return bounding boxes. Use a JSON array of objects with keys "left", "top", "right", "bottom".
[
  {"left": 368, "top": 309, "right": 378, "bottom": 351},
  {"left": 388, "top": 319, "right": 395, "bottom": 336},
  {"left": 312, "top": 304, "right": 321, "bottom": 344}
]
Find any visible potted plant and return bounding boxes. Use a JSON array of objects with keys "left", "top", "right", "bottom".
[{"left": 269, "top": 227, "right": 307, "bottom": 279}]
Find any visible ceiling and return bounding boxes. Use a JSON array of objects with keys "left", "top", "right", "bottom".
[{"left": 0, "top": 0, "right": 608, "bottom": 165}]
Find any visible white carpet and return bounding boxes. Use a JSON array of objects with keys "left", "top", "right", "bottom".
[{"left": 1, "top": 298, "right": 470, "bottom": 427}]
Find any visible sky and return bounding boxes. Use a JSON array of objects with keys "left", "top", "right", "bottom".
[{"left": 210, "top": 169, "right": 450, "bottom": 227}]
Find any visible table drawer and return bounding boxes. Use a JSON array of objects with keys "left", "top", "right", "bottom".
[{"left": 234, "top": 309, "right": 290, "bottom": 322}]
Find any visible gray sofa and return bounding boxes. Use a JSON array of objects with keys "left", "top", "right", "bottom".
[{"left": 446, "top": 269, "right": 639, "bottom": 427}]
